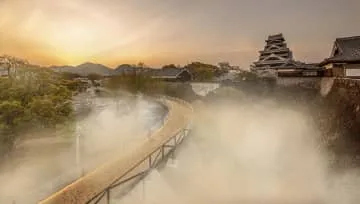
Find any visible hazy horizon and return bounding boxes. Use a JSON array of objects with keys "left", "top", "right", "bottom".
[{"left": 1, "top": 0, "right": 360, "bottom": 68}]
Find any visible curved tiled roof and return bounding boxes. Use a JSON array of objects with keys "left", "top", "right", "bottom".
[
  {"left": 151, "top": 67, "right": 191, "bottom": 78},
  {"left": 267, "top": 33, "right": 284, "bottom": 41},
  {"left": 321, "top": 36, "right": 360, "bottom": 65}
]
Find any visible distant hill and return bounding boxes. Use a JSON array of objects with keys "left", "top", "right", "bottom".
[
  {"left": 114, "top": 64, "right": 136, "bottom": 74},
  {"left": 114, "top": 64, "right": 155, "bottom": 75},
  {"left": 50, "top": 62, "right": 114, "bottom": 76},
  {"left": 49, "top": 62, "right": 161, "bottom": 76}
]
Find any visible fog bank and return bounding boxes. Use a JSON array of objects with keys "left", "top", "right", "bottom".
[
  {"left": 120, "top": 99, "right": 360, "bottom": 204},
  {"left": 0, "top": 96, "right": 166, "bottom": 203}
]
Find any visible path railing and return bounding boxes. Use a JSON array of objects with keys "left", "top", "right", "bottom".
[
  {"left": 39, "top": 96, "right": 193, "bottom": 204},
  {"left": 86, "top": 96, "right": 193, "bottom": 204},
  {"left": 87, "top": 126, "right": 190, "bottom": 204}
]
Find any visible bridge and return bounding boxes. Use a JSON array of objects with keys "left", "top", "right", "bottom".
[{"left": 39, "top": 97, "right": 193, "bottom": 204}]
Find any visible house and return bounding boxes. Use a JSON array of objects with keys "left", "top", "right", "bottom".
[
  {"left": 0, "top": 58, "right": 9, "bottom": 77},
  {"left": 151, "top": 67, "right": 192, "bottom": 82},
  {"left": 319, "top": 36, "right": 360, "bottom": 78},
  {"left": 251, "top": 33, "right": 324, "bottom": 77},
  {"left": 0, "top": 66, "right": 8, "bottom": 77}
]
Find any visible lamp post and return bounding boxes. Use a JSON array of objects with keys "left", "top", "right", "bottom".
[
  {"left": 76, "top": 123, "right": 84, "bottom": 176},
  {"left": 116, "top": 96, "right": 120, "bottom": 113}
]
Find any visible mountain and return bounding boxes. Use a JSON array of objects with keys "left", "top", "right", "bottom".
[
  {"left": 77, "top": 62, "right": 114, "bottom": 76},
  {"left": 50, "top": 62, "right": 114, "bottom": 76},
  {"left": 114, "top": 64, "right": 156, "bottom": 75},
  {"left": 114, "top": 64, "right": 134, "bottom": 74},
  {"left": 50, "top": 65, "right": 77, "bottom": 73}
]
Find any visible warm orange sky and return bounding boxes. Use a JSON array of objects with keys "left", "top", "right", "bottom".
[{"left": 1, "top": 0, "right": 360, "bottom": 68}]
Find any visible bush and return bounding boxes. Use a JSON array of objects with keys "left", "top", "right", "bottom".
[
  {"left": 104, "top": 73, "right": 165, "bottom": 95},
  {"left": 87, "top": 73, "right": 103, "bottom": 81},
  {"left": 0, "top": 67, "right": 74, "bottom": 155},
  {"left": 184, "top": 62, "right": 219, "bottom": 81}
]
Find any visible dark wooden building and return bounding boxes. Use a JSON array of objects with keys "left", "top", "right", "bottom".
[
  {"left": 151, "top": 67, "right": 192, "bottom": 82},
  {"left": 319, "top": 36, "right": 360, "bottom": 78},
  {"left": 251, "top": 33, "right": 323, "bottom": 77}
]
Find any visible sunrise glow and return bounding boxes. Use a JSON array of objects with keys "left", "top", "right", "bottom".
[{"left": 0, "top": 0, "right": 359, "bottom": 67}]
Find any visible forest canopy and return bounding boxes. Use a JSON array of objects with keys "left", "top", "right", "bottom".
[{"left": 0, "top": 66, "right": 74, "bottom": 155}]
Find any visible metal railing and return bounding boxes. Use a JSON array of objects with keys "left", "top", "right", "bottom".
[
  {"left": 39, "top": 96, "right": 193, "bottom": 204},
  {"left": 85, "top": 96, "right": 193, "bottom": 203},
  {"left": 87, "top": 127, "right": 191, "bottom": 204}
]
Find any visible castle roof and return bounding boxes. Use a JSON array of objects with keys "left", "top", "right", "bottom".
[
  {"left": 151, "top": 67, "right": 191, "bottom": 79},
  {"left": 320, "top": 36, "right": 360, "bottom": 65},
  {"left": 266, "top": 33, "right": 285, "bottom": 42}
]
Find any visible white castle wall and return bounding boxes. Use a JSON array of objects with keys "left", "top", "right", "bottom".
[
  {"left": 191, "top": 83, "right": 220, "bottom": 96},
  {"left": 276, "top": 77, "right": 322, "bottom": 89}
]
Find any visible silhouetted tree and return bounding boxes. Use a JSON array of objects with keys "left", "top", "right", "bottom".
[
  {"left": 184, "top": 62, "right": 218, "bottom": 81},
  {"left": 87, "top": 73, "right": 102, "bottom": 81},
  {"left": 162, "top": 64, "right": 178, "bottom": 69}
]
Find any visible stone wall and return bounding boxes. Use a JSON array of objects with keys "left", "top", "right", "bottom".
[
  {"left": 318, "top": 78, "right": 360, "bottom": 167},
  {"left": 321, "top": 78, "right": 360, "bottom": 118},
  {"left": 239, "top": 76, "right": 360, "bottom": 167},
  {"left": 220, "top": 76, "right": 360, "bottom": 167},
  {"left": 276, "top": 77, "right": 321, "bottom": 89},
  {"left": 327, "top": 78, "right": 360, "bottom": 103}
]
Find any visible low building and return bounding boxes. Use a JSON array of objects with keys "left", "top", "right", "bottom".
[
  {"left": 151, "top": 67, "right": 192, "bottom": 82},
  {"left": 114, "top": 64, "right": 153, "bottom": 75},
  {"left": 0, "top": 58, "right": 9, "bottom": 77},
  {"left": 0, "top": 66, "right": 8, "bottom": 77},
  {"left": 319, "top": 36, "right": 360, "bottom": 78},
  {"left": 275, "top": 62, "right": 322, "bottom": 77},
  {"left": 251, "top": 33, "right": 324, "bottom": 77}
]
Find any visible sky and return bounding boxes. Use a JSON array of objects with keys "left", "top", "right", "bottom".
[{"left": 0, "top": 0, "right": 359, "bottom": 68}]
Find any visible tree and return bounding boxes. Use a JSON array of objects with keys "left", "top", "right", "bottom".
[
  {"left": 236, "top": 70, "right": 259, "bottom": 81},
  {"left": 162, "top": 64, "right": 177, "bottom": 69},
  {"left": 0, "top": 100, "right": 25, "bottom": 128},
  {"left": 0, "top": 100, "right": 25, "bottom": 155},
  {"left": 87, "top": 73, "right": 102, "bottom": 81},
  {"left": 0, "top": 55, "right": 29, "bottom": 80},
  {"left": 60, "top": 72, "right": 81, "bottom": 80},
  {"left": 104, "top": 72, "right": 164, "bottom": 95},
  {"left": 0, "top": 60, "right": 74, "bottom": 156},
  {"left": 218, "top": 62, "right": 231, "bottom": 70},
  {"left": 184, "top": 62, "right": 218, "bottom": 81},
  {"left": 137, "top": 62, "right": 146, "bottom": 68},
  {"left": 29, "top": 98, "right": 57, "bottom": 126},
  {"left": 60, "top": 79, "right": 85, "bottom": 92}
]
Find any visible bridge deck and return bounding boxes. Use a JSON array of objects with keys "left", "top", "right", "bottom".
[{"left": 39, "top": 98, "right": 192, "bottom": 204}]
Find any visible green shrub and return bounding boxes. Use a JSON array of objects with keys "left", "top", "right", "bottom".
[
  {"left": 104, "top": 73, "right": 165, "bottom": 95},
  {"left": 0, "top": 67, "right": 74, "bottom": 155}
]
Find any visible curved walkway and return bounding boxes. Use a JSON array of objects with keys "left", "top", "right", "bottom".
[{"left": 39, "top": 97, "right": 193, "bottom": 204}]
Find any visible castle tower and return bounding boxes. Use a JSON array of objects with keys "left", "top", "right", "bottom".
[
  {"left": 250, "top": 33, "right": 323, "bottom": 77},
  {"left": 252, "top": 33, "right": 294, "bottom": 71}
]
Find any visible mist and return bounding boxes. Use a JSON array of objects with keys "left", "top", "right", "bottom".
[
  {"left": 120, "top": 98, "right": 360, "bottom": 204},
  {"left": 0, "top": 95, "right": 167, "bottom": 203},
  {"left": 2, "top": 88, "right": 360, "bottom": 203}
]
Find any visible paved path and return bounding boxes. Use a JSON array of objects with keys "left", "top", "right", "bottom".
[{"left": 39, "top": 98, "right": 193, "bottom": 204}]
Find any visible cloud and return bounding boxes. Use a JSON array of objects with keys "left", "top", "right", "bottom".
[{"left": 1, "top": 0, "right": 360, "bottom": 66}]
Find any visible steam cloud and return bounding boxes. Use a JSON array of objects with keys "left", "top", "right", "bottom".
[
  {"left": 1, "top": 91, "right": 360, "bottom": 204},
  {"left": 0, "top": 96, "right": 166, "bottom": 203},
  {"left": 120, "top": 99, "right": 360, "bottom": 204}
]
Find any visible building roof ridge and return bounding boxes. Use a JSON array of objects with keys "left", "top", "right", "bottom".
[
  {"left": 268, "top": 33, "right": 283, "bottom": 37},
  {"left": 336, "top": 36, "right": 360, "bottom": 41}
]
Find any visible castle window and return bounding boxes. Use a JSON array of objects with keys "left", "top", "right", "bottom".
[{"left": 268, "top": 57, "right": 280, "bottom": 61}]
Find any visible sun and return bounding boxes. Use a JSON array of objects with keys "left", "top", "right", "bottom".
[
  {"left": 43, "top": 21, "right": 103, "bottom": 64},
  {"left": 53, "top": 23, "right": 96, "bottom": 51}
]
